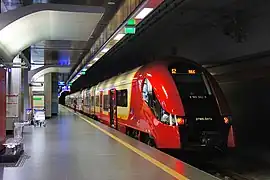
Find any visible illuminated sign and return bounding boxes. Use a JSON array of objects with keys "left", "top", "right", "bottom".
[
  {"left": 62, "top": 86, "right": 71, "bottom": 92},
  {"left": 171, "top": 68, "right": 177, "bottom": 74},
  {"left": 58, "top": 81, "right": 65, "bottom": 86},
  {"left": 124, "top": 27, "right": 136, "bottom": 34},
  {"left": 127, "top": 19, "right": 136, "bottom": 26},
  {"left": 188, "top": 69, "right": 196, "bottom": 74},
  {"left": 33, "top": 97, "right": 42, "bottom": 101},
  {"left": 125, "top": 19, "right": 136, "bottom": 34}
]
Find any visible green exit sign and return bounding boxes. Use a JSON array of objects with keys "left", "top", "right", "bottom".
[
  {"left": 81, "top": 71, "right": 86, "bottom": 75},
  {"left": 127, "top": 19, "right": 136, "bottom": 26},
  {"left": 33, "top": 97, "right": 42, "bottom": 101},
  {"left": 124, "top": 27, "right": 136, "bottom": 34}
]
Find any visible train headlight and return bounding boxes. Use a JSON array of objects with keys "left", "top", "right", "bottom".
[
  {"left": 160, "top": 113, "right": 185, "bottom": 126},
  {"left": 224, "top": 116, "right": 232, "bottom": 124},
  {"left": 177, "top": 117, "right": 185, "bottom": 125}
]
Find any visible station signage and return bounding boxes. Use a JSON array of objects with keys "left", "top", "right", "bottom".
[{"left": 124, "top": 19, "right": 136, "bottom": 34}]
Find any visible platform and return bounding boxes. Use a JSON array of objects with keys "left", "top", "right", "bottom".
[{"left": 0, "top": 106, "right": 219, "bottom": 180}]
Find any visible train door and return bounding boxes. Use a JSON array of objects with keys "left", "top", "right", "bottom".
[
  {"left": 109, "top": 89, "right": 118, "bottom": 129},
  {"left": 100, "top": 91, "right": 103, "bottom": 117},
  {"left": 88, "top": 90, "right": 91, "bottom": 114}
]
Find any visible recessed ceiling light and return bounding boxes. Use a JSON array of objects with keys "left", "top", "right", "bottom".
[{"left": 108, "top": 1, "right": 115, "bottom": 5}]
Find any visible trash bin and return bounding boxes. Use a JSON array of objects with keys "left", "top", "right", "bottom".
[{"left": 13, "top": 122, "right": 24, "bottom": 140}]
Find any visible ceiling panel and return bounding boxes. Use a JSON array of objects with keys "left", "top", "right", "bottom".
[
  {"left": 28, "top": 0, "right": 124, "bottom": 81},
  {"left": 2, "top": 0, "right": 124, "bottom": 83}
]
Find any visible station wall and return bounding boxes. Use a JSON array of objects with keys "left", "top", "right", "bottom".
[{"left": 220, "top": 77, "right": 270, "bottom": 149}]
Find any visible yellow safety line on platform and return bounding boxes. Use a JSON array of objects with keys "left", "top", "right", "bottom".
[{"left": 63, "top": 106, "right": 189, "bottom": 180}]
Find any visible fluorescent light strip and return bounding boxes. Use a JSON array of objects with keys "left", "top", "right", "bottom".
[
  {"left": 114, "top": 33, "right": 125, "bottom": 41},
  {"left": 101, "top": 47, "right": 110, "bottom": 53},
  {"left": 135, "top": 8, "right": 153, "bottom": 19},
  {"left": 72, "top": 7, "right": 154, "bottom": 84}
]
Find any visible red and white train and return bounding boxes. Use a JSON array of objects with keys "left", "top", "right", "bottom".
[{"left": 65, "top": 58, "right": 235, "bottom": 150}]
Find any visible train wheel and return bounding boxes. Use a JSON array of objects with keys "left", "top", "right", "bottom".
[
  {"left": 126, "top": 127, "right": 131, "bottom": 136},
  {"left": 146, "top": 136, "right": 156, "bottom": 148}
]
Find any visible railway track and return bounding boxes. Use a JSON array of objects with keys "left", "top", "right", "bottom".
[
  {"left": 205, "top": 162, "right": 254, "bottom": 180},
  {"left": 168, "top": 150, "right": 268, "bottom": 180},
  {"left": 217, "top": 170, "right": 253, "bottom": 180}
]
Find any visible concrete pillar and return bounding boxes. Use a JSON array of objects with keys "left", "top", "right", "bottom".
[
  {"left": 0, "top": 68, "right": 6, "bottom": 146},
  {"left": 23, "top": 69, "right": 30, "bottom": 120},
  {"left": 51, "top": 73, "right": 58, "bottom": 115},
  {"left": 29, "top": 86, "right": 33, "bottom": 110},
  {"left": 6, "top": 56, "right": 24, "bottom": 133},
  {"left": 44, "top": 73, "right": 52, "bottom": 118}
]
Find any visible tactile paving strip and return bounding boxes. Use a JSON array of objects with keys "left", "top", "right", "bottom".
[{"left": 0, "top": 154, "right": 30, "bottom": 167}]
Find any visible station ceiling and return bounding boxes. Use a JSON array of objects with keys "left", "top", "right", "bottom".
[
  {"left": 71, "top": 0, "right": 270, "bottom": 91},
  {"left": 0, "top": 3, "right": 104, "bottom": 62},
  {"left": 28, "top": 0, "right": 124, "bottom": 72},
  {"left": 1, "top": 0, "right": 124, "bottom": 85}
]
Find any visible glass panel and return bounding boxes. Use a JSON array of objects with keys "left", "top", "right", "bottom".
[{"left": 172, "top": 74, "right": 210, "bottom": 98}]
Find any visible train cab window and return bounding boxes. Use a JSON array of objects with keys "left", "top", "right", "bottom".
[
  {"left": 142, "top": 79, "right": 151, "bottom": 103},
  {"left": 172, "top": 73, "right": 211, "bottom": 99},
  {"left": 95, "top": 96, "right": 99, "bottom": 106},
  {"left": 142, "top": 79, "right": 169, "bottom": 124},
  {"left": 103, "top": 95, "right": 109, "bottom": 111},
  {"left": 117, "top": 90, "right": 128, "bottom": 107}
]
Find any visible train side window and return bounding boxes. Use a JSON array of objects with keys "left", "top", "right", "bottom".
[
  {"left": 91, "top": 96, "right": 94, "bottom": 106},
  {"left": 95, "top": 96, "right": 99, "bottom": 107},
  {"left": 86, "top": 93, "right": 90, "bottom": 106},
  {"left": 117, "top": 90, "right": 128, "bottom": 107},
  {"left": 103, "top": 95, "right": 109, "bottom": 111},
  {"left": 85, "top": 94, "right": 87, "bottom": 106},
  {"left": 86, "top": 94, "right": 89, "bottom": 106}
]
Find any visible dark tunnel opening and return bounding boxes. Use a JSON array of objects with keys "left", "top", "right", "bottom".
[{"left": 220, "top": 77, "right": 270, "bottom": 149}]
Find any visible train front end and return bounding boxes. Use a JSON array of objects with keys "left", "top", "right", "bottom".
[
  {"left": 141, "top": 60, "right": 235, "bottom": 151},
  {"left": 168, "top": 62, "right": 235, "bottom": 151},
  {"left": 168, "top": 63, "right": 234, "bottom": 149}
]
